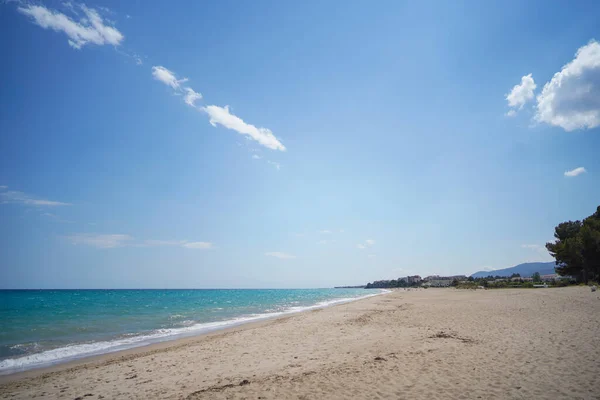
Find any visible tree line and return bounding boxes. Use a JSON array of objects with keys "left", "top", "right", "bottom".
[{"left": 365, "top": 280, "right": 421, "bottom": 289}]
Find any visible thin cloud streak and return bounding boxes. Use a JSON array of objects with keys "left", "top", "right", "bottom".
[
  {"left": 0, "top": 187, "right": 71, "bottom": 207},
  {"left": 203, "top": 105, "right": 286, "bottom": 151},
  {"left": 66, "top": 234, "right": 213, "bottom": 249}
]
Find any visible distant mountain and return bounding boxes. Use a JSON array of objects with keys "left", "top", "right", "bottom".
[{"left": 470, "top": 262, "right": 556, "bottom": 278}]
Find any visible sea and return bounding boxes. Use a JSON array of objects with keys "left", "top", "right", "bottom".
[{"left": 0, "top": 288, "right": 385, "bottom": 375}]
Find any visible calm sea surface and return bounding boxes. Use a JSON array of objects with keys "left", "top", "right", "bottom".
[{"left": 0, "top": 288, "right": 384, "bottom": 374}]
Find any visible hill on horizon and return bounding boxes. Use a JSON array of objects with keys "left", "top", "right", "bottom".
[{"left": 470, "top": 262, "right": 556, "bottom": 278}]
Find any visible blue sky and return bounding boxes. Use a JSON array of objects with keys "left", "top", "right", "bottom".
[{"left": 1, "top": 0, "right": 599, "bottom": 288}]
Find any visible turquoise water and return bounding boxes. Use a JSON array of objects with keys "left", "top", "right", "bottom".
[{"left": 0, "top": 289, "right": 384, "bottom": 374}]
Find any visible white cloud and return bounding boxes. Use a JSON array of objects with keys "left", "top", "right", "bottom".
[
  {"left": 182, "top": 241, "right": 213, "bottom": 249},
  {"left": 481, "top": 266, "right": 495, "bottom": 272},
  {"left": 252, "top": 154, "right": 262, "bottom": 160},
  {"left": 536, "top": 41, "right": 600, "bottom": 131},
  {"left": 365, "top": 239, "right": 375, "bottom": 246},
  {"left": 357, "top": 244, "right": 366, "bottom": 250},
  {"left": 67, "top": 233, "right": 132, "bottom": 248},
  {"left": 152, "top": 66, "right": 188, "bottom": 90},
  {"left": 319, "top": 230, "right": 332, "bottom": 234},
  {"left": 203, "top": 105, "right": 285, "bottom": 151},
  {"left": 564, "top": 167, "right": 587, "bottom": 177},
  {"left": 265, "top": 252, "right": 296, "bottom": 259},
  {"left": 0, "top": 187, "right": 71, "bottom": 207},
  {"left": 506, "top": 73, "right": 536, "bottom": 114},
  {"left": 184, "top": 88, "right": 202, "bottom": 107},
  {"left": 505, "top": 109, "right": 517, "bottom": 117},
  {"left": 18, "top": 4, "right": 124, "bottom": 49}
]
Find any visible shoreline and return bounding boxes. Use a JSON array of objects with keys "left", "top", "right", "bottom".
[
  {"left": 1, "top": 287, "right": 598, "bottom": 399},
  {"left": 0, "top": 289, "right": 390, "bottom": 381}
]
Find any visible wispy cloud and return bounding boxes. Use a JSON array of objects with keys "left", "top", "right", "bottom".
[
  {"left": 0, "top": 186, "right": 71, "bottom": 207},
  {"left": 17, "top": 4, "right": 124, "bottom": 49},
  {"left": 182, "top": 241, "right": 213, "bottom": 249},
  {"left": 252, "top": 154, "right": 262, "bottom": 160},
  {"left": 536, "top": 40, "right": 600, "bottom": 131},
  {"left": 505, "top": 73, "right": 536, "bottom": 115},
  {"left": 203, "top": 105, "right": 286, "bottom": 151},
  {"left": 152, "top": 66, "right": 188, "bottom": 90},
  {"left": 41, "top": 212, "right": 73, "bottom": 223},
  {"left": 265, "top": 251, "right": 296, "bottom": 259},
  {"left": 67, "top": 234, "right": 213, "bottom": 249},
  {"left": 319, "top": 230, "right": 332, "bottom": 234},
  {"left": 61, "top": 2, "right": 79, "bottom": 15},
  {"left": 67, "top": 233, "right": 133, "bottom": 248},
  {"left": 151, "top": 66, "right": 284, "bottom": 152},
  {"left": 184, "top": 88, "right": 202, "bottom": 107},
  {"left": 357, "top": 239, "right": 375, "bottom": 249},
  {"left": 564, "top": 167, "right": 587, "bottom": 177}
]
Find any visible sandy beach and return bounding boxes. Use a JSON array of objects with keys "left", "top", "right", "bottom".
[{"left": 1, "top": 287, "right": 599, "bottom": 399}]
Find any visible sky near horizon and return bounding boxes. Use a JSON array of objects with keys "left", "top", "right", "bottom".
[{"left": 1, "top": 0, "right": 599, "bottom": 289}]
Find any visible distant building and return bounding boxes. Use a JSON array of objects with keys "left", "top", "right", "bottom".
[
  {"left": 540, "top": 274, "right": 559, "bottom": 281},
  {"left": 407, "top": 275, "right": 422, "bottom": 284},
  {"left": 511, "top": 277, "right": 533, "bottom": 282},
  {"left": 426, "top": 279, "right": 452, "bottom": 287}
]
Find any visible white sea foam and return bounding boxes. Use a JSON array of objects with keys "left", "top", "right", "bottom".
[{"left": 0, "top": 290, "right": 388, "bottom": 375}]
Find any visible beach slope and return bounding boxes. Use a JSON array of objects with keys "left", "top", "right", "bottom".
[{"left": 1, "top": 287, "right": 599, "bottom": 399}]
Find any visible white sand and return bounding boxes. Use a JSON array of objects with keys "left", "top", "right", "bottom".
[{"left": 1, "top": 287, "right": 599, "bottom": 399}]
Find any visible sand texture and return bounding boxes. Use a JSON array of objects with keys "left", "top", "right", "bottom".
[{"left": 1, "top": 287, "right": 599, "bottom": 399}]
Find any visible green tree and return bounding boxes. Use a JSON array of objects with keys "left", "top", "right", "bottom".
[
  {"left": 546, "top": 206, "right": 600, "bottom": 283},
  {"left": 532, "top": 272, "right": 541, "bottom": 282}
]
